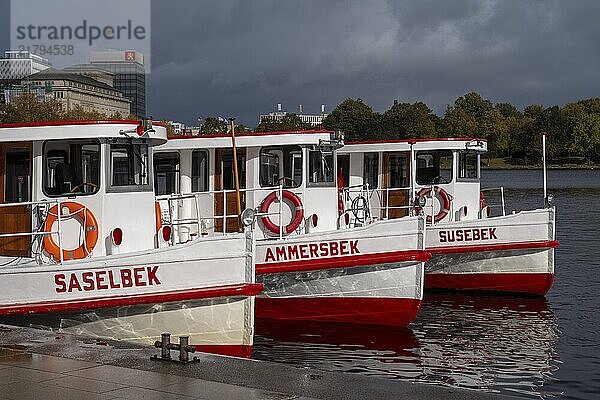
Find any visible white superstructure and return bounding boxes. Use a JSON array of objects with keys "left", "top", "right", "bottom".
[
  {"left": 339, "top": 138, "right": 557, "bottom": 295},
  {"left": 155, "top": 130, "right": 428, "bottom": 327},
  {"left": 0, "top": 120, "right": 260, "bottom": 357}
]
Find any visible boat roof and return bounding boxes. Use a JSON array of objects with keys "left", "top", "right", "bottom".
[
  {"left": 0, "top": 120, "right": 167, "bottom": 145},
  {"left": 160, "top": 130, "right": 335, "bottom": 150},
  {"left": 339, "top": 138, "right": 488, "bottom": 153}
]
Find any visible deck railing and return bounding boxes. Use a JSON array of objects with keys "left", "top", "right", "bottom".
[
  {"left": 340, "top": 184, "right": 414, "bottom": 227},
  {"left": 480, "top": 186, "right": 506, "bottom": 217},
  {"left": 155, "top": 183, "right": 304, "bottom": 243},
  {"left": 0, "top": 199, "right": 67, "bottom": 264},
  {"left": 342, "top": 184, "right": 507, "bottom": 224}
]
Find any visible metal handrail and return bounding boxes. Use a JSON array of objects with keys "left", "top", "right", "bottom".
[
  {"left": 0, "top": 199, "right": 65, "bottom": 264},
  {"left": 480, "top": 186, "right": 506, "bottom": 216},
  {"left": 342, "top": 185, "right": 414, "bottom": 222},
  {"left": 156, "top": 184, "right": 304, "bottom": 239}
]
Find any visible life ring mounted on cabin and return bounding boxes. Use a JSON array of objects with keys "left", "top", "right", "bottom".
[
  {"left": 260, "top": 190, "right": 304, "bottom": 235},
  {"left": 43, "top": 201, "right": 99, "bottom": 261},
  {"left": 414, "top": 186, "right": 451, "bottom": 223}
]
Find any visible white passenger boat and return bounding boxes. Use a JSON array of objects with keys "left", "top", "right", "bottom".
[
  {"left": 0, "top": 120, "right": 261, "bottom": 358},
  {"left": 338, "top": 138, "right": 558, "bottom": 295},
  {"left": 155, "top": 129, "right": 429, "bottom": 327}
]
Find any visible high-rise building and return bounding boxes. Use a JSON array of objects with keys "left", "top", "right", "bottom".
[
  {"left": 90, "top": 50, "right": 146, "bottom": 117},
  {"left": 0, "top": 51, "right": 52, "bottom": 80},
  {"left": 0, "top": 51, "right": 52, "bottom": 105}
]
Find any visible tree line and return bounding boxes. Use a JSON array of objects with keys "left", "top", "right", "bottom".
[
  {"left": 3, "top": 91, "right": 600, "bottom": 164},
  {"left": 0, "top": 93, "right": 135, "bottom": 124},
  {"left": 0, "top": 93, "right": 179, "bottom": 135},
  {"left": 321, "top": 93, "right": 600, "bottom": 164}
]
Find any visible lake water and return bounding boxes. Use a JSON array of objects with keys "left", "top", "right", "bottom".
[{"left": 252, "top": 169, "right": 600, "bottom": 400}]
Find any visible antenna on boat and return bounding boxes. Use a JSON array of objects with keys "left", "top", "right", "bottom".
[
  {"left": 540, "top": 131, "right": 549, "bottom": 207},
  {"left": 408, "top": 140, "right": 416, "bottom": 215},
  {"left": 230, "top": 117, "right": 243, "bottom": 232}
]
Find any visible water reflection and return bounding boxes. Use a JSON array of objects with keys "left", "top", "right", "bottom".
[
  {"left": 253, "top": 319, "right": 423, "bottom": 378},
  {"left": 413, "top": 293, "right": 561, "bottom": 398},
  {"left": 253, "top": 292, "right": 561, "bottom": 398}
]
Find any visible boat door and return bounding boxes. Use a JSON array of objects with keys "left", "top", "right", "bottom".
[
  {"left": 382, "top": 152, "right": 410, "bottom": 219},
  {"left": 0, "top": 142, "right": 32, "bottom": 257},
  {"left": 214, "top": 148, "right": 246, "bottom": 233}
]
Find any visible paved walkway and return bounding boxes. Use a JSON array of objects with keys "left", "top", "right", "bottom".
[{"left": 0, "top": 325, "right": 517, "bottom": 400}]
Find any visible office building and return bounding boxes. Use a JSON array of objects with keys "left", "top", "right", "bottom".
[
  {"left": 0, "top": 51, "right": 52, "bottom": 80},
  {"left": 21, "top": 68, "right": 130, "bottom": 115},
  {"left": 90, "top": 50, "right": 146, "bottom": 117},
  {"left": 0, "top": 51, "right": 52, "bottom": 104}
]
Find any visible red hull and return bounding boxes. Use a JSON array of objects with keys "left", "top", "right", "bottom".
[
  {"left": 0, "top": 283, "right": 263, "bottom": 316},
  {"left": 193, "top": 344, "right": 253, "bottom": 359},
  {"left": 425, "top": 273, "right": 554, "bottom": 296},
  {"left": 255, "top": 297, "right": 422, "bottom": 327}
]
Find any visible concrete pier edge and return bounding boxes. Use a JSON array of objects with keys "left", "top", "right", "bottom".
[{"left": 0, "top": 324, "right": 517, "bottom": 399}]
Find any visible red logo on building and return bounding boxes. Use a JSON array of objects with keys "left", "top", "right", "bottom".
[{"left": 125, "top": 51, "right": 136, "bottom": 61}]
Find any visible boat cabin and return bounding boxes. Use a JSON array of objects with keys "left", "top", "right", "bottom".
[
  {"left": 337, "top": 138, "right": 489, "bottom": 224},
  {"left": 154, "top": 130, "right": 343, "bottom": 241},
  {"left": 0, "top": 121, "right": 167, "bottom": 263}
]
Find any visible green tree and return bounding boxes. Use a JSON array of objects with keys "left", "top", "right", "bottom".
[
  {"left": 559, "top": 103, "right": 586, "bottom": 157},
  {"left": 454, "top": 92, "right": 493, "bottom": 119},
  {"left": 571, "top": 113, "right": 600, "bottom": 162},
  {"left": 479, "top": 108, "right": 508, "bottom": 157},
  {"left": 440, "top": 107, "right": 478, "bottom": 137},
  {"left": 495, "top": 102, "right": 521, "bottom": 118},
  {"left": 234, "top": 123, "right": 251, "bottom": 133},
  {"left": 523, "top": 104, "right": 545, "bottom": 119},
  {"left": 0, "top": 93, "right": 64, "bottom": 123},
  {"left": 383, "top": 101, "right": 437, "bottom": 139},
  {"left": 578, "top": 98, "right": 600, "bottom": 115},
  {"left": 201, "top": 116, "right": 228, "bottom": 134},
  {"left": 63, "top": 105, "right": 106, "bottom": 121},
  {"left": 322, "top": 98, "right": 376, "bottom": 140},
  {"left": 255, "top": 113, "right": 313, "bottom": 132}
]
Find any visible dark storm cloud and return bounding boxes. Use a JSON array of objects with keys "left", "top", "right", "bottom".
[{"left": 148, "top": 0, "right": 600, "bottom": 125}]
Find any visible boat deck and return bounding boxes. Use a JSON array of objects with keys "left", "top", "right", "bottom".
[{"left": 0, "top": 324, "right": 516, "bottom": 400}]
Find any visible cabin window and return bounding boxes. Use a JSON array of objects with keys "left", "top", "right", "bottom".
[
  {"left": 43, "top": 140, "right": 100, "bottom": 197},
  {"left": 260, "top": 146, "right": 302, "bottom": 188},
  {"left": 458, "top": 152, "right": 479, "bottom": 180},
  {"left": 387, "top": 154, "right": 409, "bottom": 188},
  {"left": 4, "top": 148, "right": 31, "bottom": 203},
  {"left": 308, "top": 150, "right": 334, "bottom": 186},
  {"left": 109, "top": 142, "right": 150, "bottom": 189},
  {"left": 363, "top": 152, "right": 379, "bottom": 189},
  {"left": 192, "top": 150, "right": 208, "bottom": 192},
  {"left": 154, "top": 152, "right": 180, "bottom": 195},
  {"left": 416, "top": 150, "right": 453, "bottom": 185},
  {"left": 221, "top": 150, "right": 246, "bottom": 190}
]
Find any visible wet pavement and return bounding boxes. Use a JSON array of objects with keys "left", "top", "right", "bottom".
[{"left": 0, "top": 324, "right": 516, "bottom": 399}]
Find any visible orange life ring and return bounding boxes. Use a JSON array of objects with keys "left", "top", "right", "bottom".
[
  {"left": 414, "top": 186, "right": 451, "bottom": 223},
  {"left": 43, "top": 202, "right": 98, "bottom": 261},
  {"left": 260, "top": 190, "right": 304, "bottom": 235},
  {"left": 155, "top": 201, "right": 163, "bottom": 232}
]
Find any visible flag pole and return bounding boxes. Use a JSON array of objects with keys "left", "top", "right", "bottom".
[{"left": 230, "top": 117, "right": 243, "bottom": 231}]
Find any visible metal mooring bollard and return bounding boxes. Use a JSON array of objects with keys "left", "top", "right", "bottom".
[{"left": 151, "top": 333, "right": 199, "bottom": 364}]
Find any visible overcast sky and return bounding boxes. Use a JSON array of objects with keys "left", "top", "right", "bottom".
[{"left": 3, "top": 0, "right": 600, "bottom": 126}]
